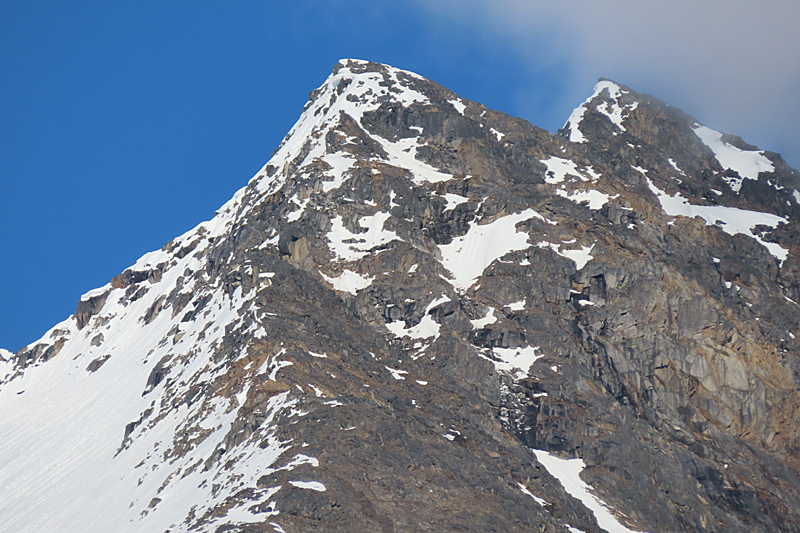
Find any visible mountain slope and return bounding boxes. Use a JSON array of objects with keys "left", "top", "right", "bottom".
[{"left": 2, "top": 59, "right": 800, "bottom": 533}]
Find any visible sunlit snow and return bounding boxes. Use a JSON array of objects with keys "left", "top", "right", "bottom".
[
  {"left": 538, "top": 242, "right": 595, "bottom": 270},
  {"left": 542, "top": 157, "right": 585, "bottom": 184},
  {"left": 327, "top": 212, "right": 399, "bottom": 262},
  {"left": 667, "top": 158, "right": 686, "bottom": 176},
  {"left": 592, "top": 81, "right": 638, "bottom": 133},
  {"left": 490, "top": 346, "right": 544, "bottom": 378},
  {"left": 470, "top": 307, "right": 498, "bottom": 329},
  {"left": 438, "top": 209, "right": 543, "bottom": 291},
  {"left": 506, "top": 299, "right": 525, "bottom": 311},
  {"left": 385, "top": 366, "right": 408, "bottom": 380},
  {"left": 564, "top": 80, "right": 638, "bottom": 143},
  {"left": 693, "top": 125, "right": 774, "bottom": 189},
  {"left": 385, "top": 295, "right": 450, "bottom": 341},
  {"left": 0, "top": 265, "right": 302, "bottom": 532},
  {"left": 320, "top": 269, "right": 375, "bottom": 295},
  {"left": 442, "top": 192, "right": 469, "bottom": 212},
  {"left": 249, "top": 58, "right": 455, "bottom": 195},
  {"left": 447, "top": 98, "right": 467, "bottom": 115},
  {"left": 533, "top": 450, "right": 643, "bottom": 533},
  {"left": 288, "top": 480, "right": 326, "bottom": 492},
  {"left": 517, "top": 482, "right": 547, "bottom": 506},
  {"left": 556, "top": 189, "right": 615, "bottom": 210},
  {"left": 647, "top": 178, "right": 787, "bottom": 261},
  {"left": 564, "top": 105, "right": 589, "bottom": 143}
]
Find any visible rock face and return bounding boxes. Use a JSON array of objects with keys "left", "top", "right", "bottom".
[{"left": 2, "top": 59, "right": 800, "bottom": 533}]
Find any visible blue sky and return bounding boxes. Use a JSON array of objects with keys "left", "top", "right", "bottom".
[{"left": 2, "top": 1, "right": 798, "bottom": 352}]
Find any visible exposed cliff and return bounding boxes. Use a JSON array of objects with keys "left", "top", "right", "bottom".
[{"left": 2, "top": 59, "right": 800, "bottom": 533}]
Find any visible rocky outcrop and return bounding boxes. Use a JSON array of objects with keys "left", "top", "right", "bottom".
[{"left": 1, "top": 60, "right": 799, "bottom": 533}]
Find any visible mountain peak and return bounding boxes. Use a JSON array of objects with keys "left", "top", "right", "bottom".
[
  {"left": 2, "top": 60, "right": 800, "bottom": 532},
  {"left": 562, "top": 78, "right": 642, "bottom": 143}
]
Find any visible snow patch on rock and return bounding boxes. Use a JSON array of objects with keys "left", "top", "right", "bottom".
[
  {"left": 442, "top": 193, "right": 469, "bottom": 212},
  {"left": 289, "top": 480, "right": 326, "bottom": 492},
  {"left": 647, "top": 178, "right": 787, "bottom": 262},
  {"left": 320, "top": 269, "right": 375, "bottom": 295},
  {"left": 693, "top": 125, "right": 774, "bottom": 189},
  {"left": 491, "top": 346, "right": 544, "bottom": 378},
  {"left": 327, "top": 212, "right": 399, "bottom": 263},
  {"left": 385, "top": 295, "right": 451, "bottom": 341},
  {"left": 542, "top": 157, "right": 585, "bottom": 184},
  {"left": 533, "top": 450, "right": 643, "bottom": 533},
  {"left": 564, "top": 80, "right": 638, "bottom": 142},
  {"left": 439, "top": 209, "right": 543, "bottom": 291},
  {"left": 556, "top": 189, "right": 615, "bottom": 210},
  {"left": 448, "top": 98, "right": 467, "bottom": 115},
  {"left": 539, "top": 242, "right": 595, "bottom": 270},
  {"left": 517, "top": 482, "right": 547, "bottom": 507},
  {"left": 470, "top": 307, "right": 498, "bottom": 329}
]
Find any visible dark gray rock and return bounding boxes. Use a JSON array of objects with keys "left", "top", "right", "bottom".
[{"left": 4, "top": 60, "right": 800, "bottom": 533}]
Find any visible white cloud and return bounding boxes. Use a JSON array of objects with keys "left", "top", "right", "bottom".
[{"left": 414, "top": 0, "right": 800, "bottom": 167}]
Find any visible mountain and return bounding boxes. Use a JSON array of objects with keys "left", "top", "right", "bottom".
[{"left": 2, "top": 59, "right": 800, "bottom": 533}]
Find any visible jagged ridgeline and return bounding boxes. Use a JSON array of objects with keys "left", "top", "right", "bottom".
[{"left": 2, "top": 59, "right": 800, "bottom": 533}]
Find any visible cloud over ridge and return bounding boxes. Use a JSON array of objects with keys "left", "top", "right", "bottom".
[{"left": 415, "top": 0, "right": 800, "bottom": 167}]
